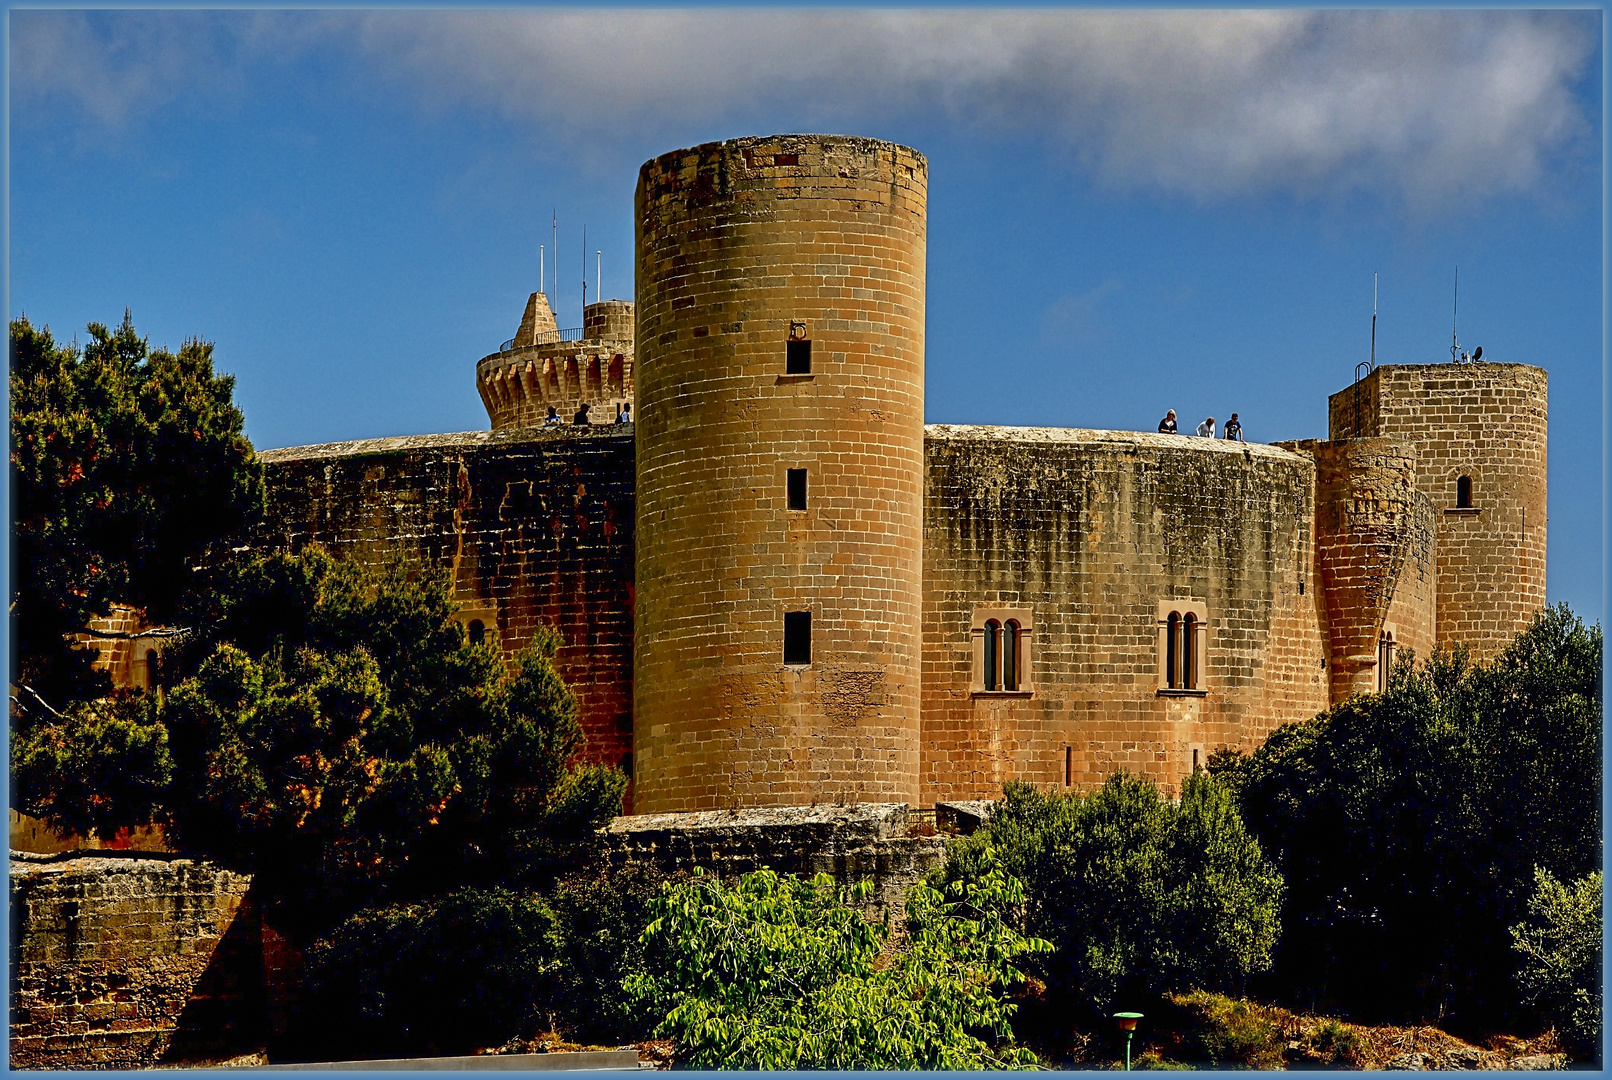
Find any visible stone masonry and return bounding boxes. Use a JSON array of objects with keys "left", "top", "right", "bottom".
[{"left": 10, "top": 854, "right": 261, "bottom": 1070}]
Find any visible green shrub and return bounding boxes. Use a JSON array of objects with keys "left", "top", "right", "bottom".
[
  {"left": 1511, "top": 868, "right": 1602, "bottom": 1059},
  {"left": 297, "top": 887, "right": 562, "bottom": 1059},
  {"left": 934, "top": 771, "right": 1282, "bottom": 1015},
  {"left": 546, "top": 863, "right": 679, "bottom": 1043},
  {"left": 628, "top": 853, "right": 1050, "bottom": 1069},
  {"left": 1170, "top": 991, "right": 1284, "bottom": 1068},
  {"left": 1216, "top": 605, "right": 1601, "bottom": 1027}
]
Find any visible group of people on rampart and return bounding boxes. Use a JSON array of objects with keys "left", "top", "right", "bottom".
[
  {"left": 542, "top": 402, "right": 632, "bottom": 426},
  {"left": 1158, "top": 409, "right": 1244, "bottom": 441}
]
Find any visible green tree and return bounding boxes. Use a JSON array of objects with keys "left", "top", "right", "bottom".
[
  {"left": 12, "top": 546, "right": 626, "bottom": 937},
  {"left": 1511, "top": 868, "right": 1602, "bottom": 1059},
  {"left": 9, "top": 313, "right": 263, "bottom": 704},
  {"left": 628, "top": 855, "right": 1050, "bottom": 1069},
  {"left": 933, "top": 771, "right": 1283, "bottom": 1020},
  {"left": 1213, "top": 605, "right": 1602, "bottom": 1028}
]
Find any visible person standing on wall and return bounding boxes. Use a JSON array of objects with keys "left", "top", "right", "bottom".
[
  {"left": 1158, "top": 410, "right": 1178, "bottom": 434},
  {"left": 573, "top": 402, "right": 591, "bottom": 425},
  {"left": 1196, "top": 416, "right": 1216, "bottom": 438},
  {"left": 544, "top": 405, "right": 563, "bottom": 426},
  {"left": 1223, "top": 413, "right": 1244, "bottom": 442}
]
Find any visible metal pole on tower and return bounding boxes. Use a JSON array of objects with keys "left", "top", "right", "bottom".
[
  {"left": 582, "top": 226, "right": 588, "bottom": 322},
  {"left": 540, "top": 244, "right": 545, "bottom": 296},
  {"left": 597, "top": 250, "right": 601, "bottom": 305}
]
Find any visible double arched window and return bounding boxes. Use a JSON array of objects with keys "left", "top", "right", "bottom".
[
  {"left": 973, "top": 608, "right": 1033, "bottom": 694},
  {"left": 1376, "top": 628, "right": 1397, "bottom": 692},
  {"left": 1158, "top": 601, "right": 1208, "bottom": 693}
]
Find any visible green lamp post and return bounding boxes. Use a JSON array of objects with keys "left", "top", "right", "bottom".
[{"left": 1113, "top": 1012, "right": 1144, "bottom": 1071}]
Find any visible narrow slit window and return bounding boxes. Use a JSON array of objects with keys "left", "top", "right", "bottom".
[
  {"left": 1456, "top": 475, "right": 1473, "bottom": 508},
  {"left": 1377, "top": 631, "right": 1397, "bottom": 693},
  {"left": 1064, "top": 746, "right": 1072, "bottom": 787},
  {"left": 144, "top": 649, "right": 159, "bottom": 689},
  {"left": 786, "top": 338, "right": 811, "bottom": 374},
  {"left": 784, "top": 611, "right": 812, "bottom": 665},
  {"left": 982, "top": 620, "right": 1000, "bottom": 691},
  {"left": 1003, "top": 620, "right": 1020, "bottom": 691},
  {"left": 1192, "top": 748, "right": 1201, "bottom": 773},
  {"left": 787, "top": 469, "right": 807, "bottom": 510}
]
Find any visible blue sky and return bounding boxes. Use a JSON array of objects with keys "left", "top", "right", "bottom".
[{"left": 9, "top": 9, "right": 1603, "bottom": 621}]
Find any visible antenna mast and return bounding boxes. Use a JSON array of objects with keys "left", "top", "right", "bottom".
[
  {"left": 540, "top": 244, "right": 545, "bottom": 295},
  {"left": 1450, "top": 266, "right": 1460, "bottom": 363},
  {"left": 1370, "top": 271, "right": 1377, "bottom": 370},
  {"left": 581, "top": 225, "right": 588, "bottom": 322},
  {"left": 597, "top": 249, "right": 602, "bottom": 305},
  {"left": 553, "top": 212, "right": 558, "bottom": 323}
]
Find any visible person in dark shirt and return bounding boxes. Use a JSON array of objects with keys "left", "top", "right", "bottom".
[
  {"left": 573, "top": 403, "right": 591, "bottom": 425},
  {"left": 1223, "top": 413, "right": 1244, "bottom": 442},
  {"left": 1158, "top": 409, "right": 1178, "bottom": 434}
]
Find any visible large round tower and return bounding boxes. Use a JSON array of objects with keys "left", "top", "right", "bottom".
[{"left": 633, "top": 134, "right": 928, "bottom": 813}]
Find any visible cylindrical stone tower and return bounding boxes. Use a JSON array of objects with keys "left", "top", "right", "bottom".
[{"left": 633, "top": 134, "right": 927, "bottom": 813}]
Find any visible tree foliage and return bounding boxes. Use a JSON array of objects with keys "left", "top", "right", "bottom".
[
  {"left": 1213, "top": 605, "right": 1602, "bottom": 1029},
  {"left": 628, "top": 855, "right": 1050, "bottom": 1069},
  {"left": 934, "top": 771, "right": 1283, "bottom": 1018},
  {"left": 12, "top": 546, "right": 626, "bottom": 936},
  {"left": 10, "top": 313, "right": 263, "bottom": 702},
  {"left": 1511, "top": 868, "right": 1602, "bottom": 1058}
]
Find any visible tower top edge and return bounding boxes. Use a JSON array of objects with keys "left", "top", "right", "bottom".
[{"left": 640, "top": 133, "right": 927, "bottom": 175}]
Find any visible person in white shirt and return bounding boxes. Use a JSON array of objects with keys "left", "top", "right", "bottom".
[{"left": 1196, "top": 416, "right": 1216, "bottom": 438}]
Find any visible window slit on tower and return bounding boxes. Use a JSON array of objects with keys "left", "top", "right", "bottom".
[
  {"left": 786, "top": 322, "right": 811, "bottom": 374},
  {"left": 784, "top": 611, "right": 812, "bottom": 665},
  {"left": 787, "top": 469, "right": 807, "bottom": 510},
  {"left": 1457, "top": 475, "right": 1473, "bottom": 509}
]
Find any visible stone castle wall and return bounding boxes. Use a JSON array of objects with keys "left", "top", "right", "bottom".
[
  {"left": 10, "top": 854, "right": 260, "bottom": 1069},
  {"left": 1329, "top": 363, "right": 1547, "bottom": 658},
  {"left": 633, "top": 134, "right": 930, "bottom": 813},
  {"left": 1284, "top": 438, "right": 1438, "bottom": 701},
  {"left": 258, "top": 428, "right": 636, "bottom": 786},
  {"left": 920, "top": 426, "right": 1330, "bottom": 803}
]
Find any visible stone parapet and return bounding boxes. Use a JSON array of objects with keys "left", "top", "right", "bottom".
[{"left": 602, "top": 803, "right": 946, "bottom": 921}]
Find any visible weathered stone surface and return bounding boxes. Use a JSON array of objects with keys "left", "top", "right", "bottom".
[
  {"left": 9, "top": 853, "right": 261, "bottom": 1070},
  {"left": 603, "top": 803, "right": 946, "bottom": 920},
  {"left": 934, "top": 800, "right": 994, "bottom": 835},
  {"left": 258, "top": 426, "right": 637, "bottom": 801},
  {"left": 1506, "top": 1053, "right": 1567, "bottom": 1071}
]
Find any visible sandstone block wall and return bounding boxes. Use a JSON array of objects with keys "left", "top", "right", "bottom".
[
  {"left": 258, "top": 428, "right": 636, "bottom": 785},
  {"left": 10, "top": 854, "right": 260, "bottom": 1069},
  {"left": 921, "top": 426, "right": 1329, "bottom": 804},
  {"left": 1284, "top": 438, "right": 1437, "bottom": 701},
  {"left": 1329, "top": 363, "right": 1547, "bottom": 658},
  {"left": 633, "top": 134, "right": 929, "bottom": 812},
  {"left": 602, "top": 804, "right": 946, "bottom": 922}
]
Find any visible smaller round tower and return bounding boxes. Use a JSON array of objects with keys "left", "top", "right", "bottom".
[{"left": 476, "top": 295, "right": 635, "bottom": 429}]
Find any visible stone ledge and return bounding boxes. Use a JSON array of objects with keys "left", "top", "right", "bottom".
[{"left": 258, "top": 427, "right": 631, "bottom": 464}]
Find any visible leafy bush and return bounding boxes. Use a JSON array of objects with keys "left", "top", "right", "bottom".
[
  {"left": 298, "top": 887, "right": 562, "bottom": 1059},
  {"left": 546, "top": 863, "right": 680, "bottom": 1044},
  {"left": 13, "top": 546, "right": 626, "bottom": 937},
  {"left": 934, "top": 771, "right": 1283, "bottom": 1016},
  {"left": 628, "top": 854, "right": 1050, "bottom": 1069},
  {"left": 1214, "top": 605, "right": 1601, "bottom": 1028},
  {"left": 10, "top": 313, "right": 264, "bottom": 705},
  {"left": 1169, "top": 990, "right": 1285, "bottom": 1068},
  {"left": 1511, "top": 868, "right": 1602, "bottom": 1059}
]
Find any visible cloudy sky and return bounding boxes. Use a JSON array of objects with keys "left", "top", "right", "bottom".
[{"left": 9, "top": 9, "right": 1603, "bottom": 618}]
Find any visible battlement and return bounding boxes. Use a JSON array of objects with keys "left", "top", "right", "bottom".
[{"left": 476, "top": 295, "right": 636, "bottom": 430}]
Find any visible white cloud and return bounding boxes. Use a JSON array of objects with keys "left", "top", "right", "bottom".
[{"left": 11, "top": 9, "right": 1599, "bottom": 207}]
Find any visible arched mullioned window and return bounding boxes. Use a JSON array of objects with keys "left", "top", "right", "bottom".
[
  {"left": 983, "top": 620, "right": 1000, "bottom": 691},
  {"left": 972, "top": 607, "right": 1034, "bottom": 694},
  {"left": 1377, "top": 629, "right": 1397, "bottom": 693},
  {"left": 1158, "top": 601, "right": 1208, "bottom": 693},
  {"left": 1456, "top": 475, "right": 1473, "bottom": 509}
]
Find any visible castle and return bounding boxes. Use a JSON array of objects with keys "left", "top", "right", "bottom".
[{"left": 257, "top": 134, "right": 1548, "bottom": 815}]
